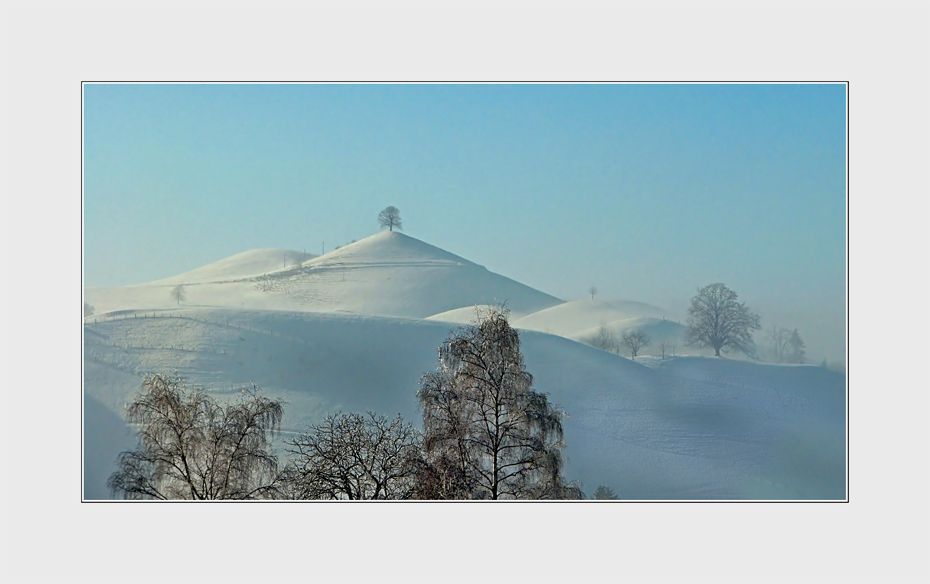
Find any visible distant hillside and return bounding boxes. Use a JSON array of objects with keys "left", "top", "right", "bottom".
[
  {"left": 571, "top": 316, "right": 692, "bottom": 355},
  {"left": 512, "top": 299, "right": 668, "bottom": 336}
]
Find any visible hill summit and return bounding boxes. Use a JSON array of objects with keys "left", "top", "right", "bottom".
[{"left": 252, "top": 231, "right": 563, "bottom": 317}]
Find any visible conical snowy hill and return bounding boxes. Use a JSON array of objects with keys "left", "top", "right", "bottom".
[
  {"left": 253, "top": 231, "right": 563, "bottom": 317},
  {"left": 84, "top": 231, "right": 563, "bottom": 318}
]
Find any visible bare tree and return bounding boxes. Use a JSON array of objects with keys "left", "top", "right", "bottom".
[
  {"left": 592, "top": 485, "right": 619, "bottom": 500},
  {"left": 170, "top": 284, "right": 186, "bottom": 306},
  {"left": 764, "top": 325, "right": 792, "bottom": 362},
  {"left": 621, "top": 329, "right": 650, "bottom": 360},
  {"left": 590, "top": 323, "right": 617, "bottom": 353},
  {"left": 659, "top": 339, "right": 672, "bottom": 360},
  {"left": 378, "top": 206, "right": 403, "bottom": 232},
  {"left": 417, "top": 306, "right": 576, "bottom": 499},
  {"left": 107, "top": 374, "right": 284, "bottom": 499},
  {"left": 280, "top": 412, "right": 421, "bottom": 500},
  {"left": 589, "top": 286, "right": 597, "bottom": 300},
  {"left": 685, "top": 283, "right": 761, "bottom": 357}
]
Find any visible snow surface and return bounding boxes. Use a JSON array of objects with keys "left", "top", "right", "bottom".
[
  {"left": 511, "top": 299, "right": 669, "bottom": 337},
  {"left": 83, "top": 232, "right": 846, "bottom": 500},
  {"left": 148, "top": 248, "right": 317, "bottom": 285},
  {"left": 425, "top": 304, "right": 529, "bottom": 324}
]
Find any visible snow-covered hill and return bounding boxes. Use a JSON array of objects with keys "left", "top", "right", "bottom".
[
  {"left": 511, "top": 299, "right": 668, "bottom": 337},
  {"left": 84, "top": 232, "right": 563, "bottom": 318}
]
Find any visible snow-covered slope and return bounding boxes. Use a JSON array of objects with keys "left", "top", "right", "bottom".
[
  {"left": 251, "top": 232, "right": 563, "bottom": 317},
  {"left": 84, "top": 307, "right": 846, "bottom": 500},
  {"left": 148, "top": 248, "right": 317, "bottom": 285},
  {"left": 425, "top": 304, "right": 529, "bottom": 324},
  {"left": 84, "top": 232, "right": 563, "bottom": 318},
  {"left": 570, "top": 316, "right": 691, "bottom": 355},
  {"left": 512, "top": 299, "right": 668, "bottom": 336}
]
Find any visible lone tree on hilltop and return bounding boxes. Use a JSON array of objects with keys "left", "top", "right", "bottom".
[
  {"left": 686, "top": 283, "right": 761, "bottom": 358},
  {"left": 417, "top": 306, "right": 580, "bottom": 499},
  {"left": 280, "top": 411, "right": 421, "bottom": 500},
  {"left": 378, "top": 206, "right": 403, "bottom": 232},
  {"left": 170, "top": 284, "right": 186, "bottom": 306},
  {"left": 621, "top": 329, "right": 650, "bottom": 360},
  {"left": 589, "top": 286, "right": 598, "bottom": 300},
  {"left": 107, "top": 374, "right": 284, "bottom": 500}
]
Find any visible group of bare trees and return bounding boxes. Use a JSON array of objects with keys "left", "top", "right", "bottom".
[
  {"left": 589, "top": 324, "right": 652, "bottom": 360},
  {"left": 763, "top": 325, "right": 807, "bottom": 363},
  {"left": 685, "top": 283, "right": 809, "bottom": 363},
  {"left": 108, "top": 307, "right": 582, "bottom": 500},
  {"left": 582, "top": 283, "right": 799, "bottom": 362}
]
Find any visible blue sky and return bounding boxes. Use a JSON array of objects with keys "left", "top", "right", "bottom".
[{"left": 83, "top": 83, "right": 846, "bottom": 360}]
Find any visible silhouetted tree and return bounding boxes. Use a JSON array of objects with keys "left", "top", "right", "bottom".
[
  {"left": 378, "top": 206, "right": 403, "bottom": 232},
  {"left": 686, "top": 283, "right": 761, "bottom": 357},
  {"left": 593, "top": 485, "right": 619, "bottom": 500},
  {"left": 280, "top": 412, "right": 421, "bottom": 500},
  {"left": 107, "top": 375, "right": 284, "bottom": 499},
  {"left": 589, "top": 286, "right": 598, "bottom": 300},
  {"left": 170, "top": 284, "right": 186, "bottom": 306},
  {"left": 417, "top": 306, "right": 576, "bottom": 499},
  {"left": 787, "top": 329, "right": 806, "bottom": 364},
  {"left": 621, "top": 329, "right": 650, "bottom": 360}
]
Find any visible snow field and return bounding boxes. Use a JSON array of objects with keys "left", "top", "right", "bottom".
[{"left": 83, "top": 231, "right": 846, "bottom": 499}]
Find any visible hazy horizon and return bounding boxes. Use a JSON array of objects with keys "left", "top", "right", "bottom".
[{"left": 83, "top": 83, "right": 847, "bottom": 363}]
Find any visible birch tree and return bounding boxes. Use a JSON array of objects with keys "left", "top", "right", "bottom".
[
  {"left": 417, "top": 306, "right": 578, "bottom": 499},
  {"left": 107, "top": 375, "right": 284, "bottom": 500}
]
